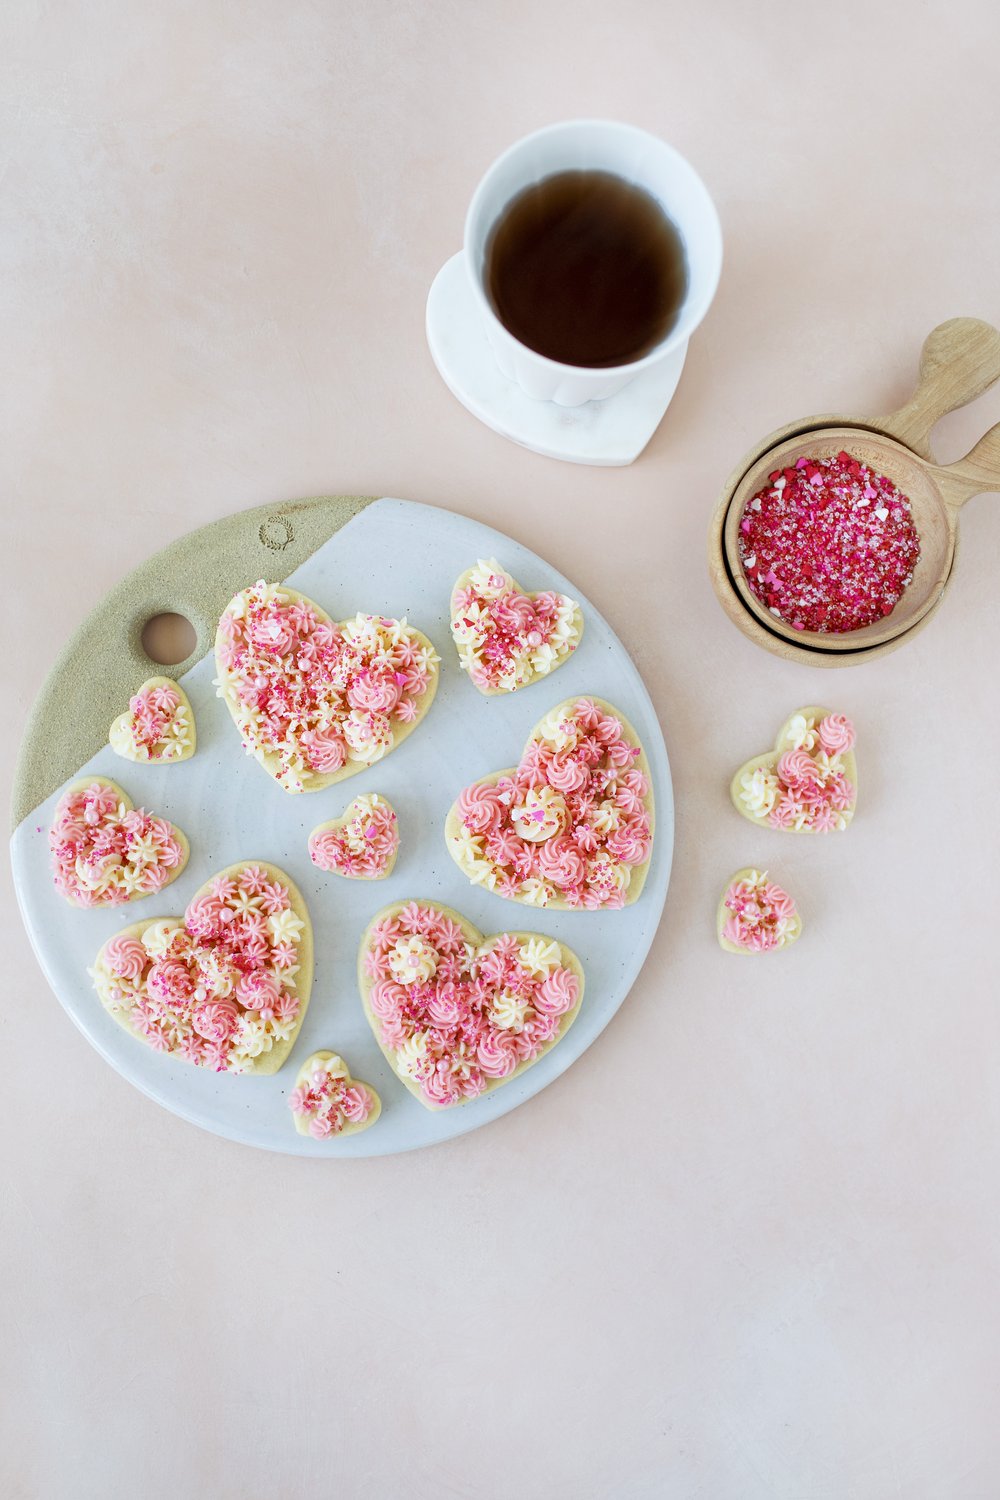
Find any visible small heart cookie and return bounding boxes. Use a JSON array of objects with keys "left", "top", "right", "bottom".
[
  {"left": 717, "top": 868, "right": 802, "bottom": 954},
  {"left": 109, "top": 676, "right": 196, "bottom": 763},
  {"left": 90, "top": 861, "right": 312, "bottom": 1073},
  {"left": 446, "top": 696, "right": 654, "bottom": 910},
  {"left": 215, "top": 580, "right": 440, "bottom": 794},
  {"left": 49, "top": 777, "right": 189, "bottom": 907},
  {"left": 730, "top": 706, "right": 858, "bottom": 833},
  {"left": 359, "top": 899, "right": 584, "bottom": 1110},
  {"left": 288, "top": 1051, "right": 381, "bottom": 1139},
  {"left": 309, "top": 793, "right": 399, "bottom": 880},
  {"left": 450, "top": 559, "right": 583, "bottom": 695}
]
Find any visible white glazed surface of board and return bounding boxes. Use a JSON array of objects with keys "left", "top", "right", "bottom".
[{"left": 12, "top": 498, "right": 673, "bottom": 1156}]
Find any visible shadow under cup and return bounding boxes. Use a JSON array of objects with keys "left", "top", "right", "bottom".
[{"left": 463, "top": 120, "right": 723, "bottom": 407}]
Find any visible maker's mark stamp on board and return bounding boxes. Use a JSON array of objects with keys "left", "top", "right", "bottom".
[{"left": 258, "top": 516, "right": 295, "bottom": 552}]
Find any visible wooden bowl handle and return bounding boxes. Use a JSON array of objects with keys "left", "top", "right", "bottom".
[
  {"left": 935, "top": 421, "right": 1000, "bottom": 510},
  {"left": 878, "top": 318, "right": 1000, "bottom": 460}
]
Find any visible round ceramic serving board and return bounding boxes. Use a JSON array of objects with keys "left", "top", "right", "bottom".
[{"left": 11, "top": 497, "right": 674, "bottom": 1157}]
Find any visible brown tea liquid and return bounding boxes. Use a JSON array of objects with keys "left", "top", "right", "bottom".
[{"left": 485, "top": 169, "right": 688, "bottom": 369}]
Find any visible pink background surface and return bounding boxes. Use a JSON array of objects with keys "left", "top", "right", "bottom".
[{"left": 3, "top": 2, "right": 1000, "bottom": 1496}]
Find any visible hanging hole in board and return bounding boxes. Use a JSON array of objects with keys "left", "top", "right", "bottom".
[{"left": 141, "top": 612, "right": 197, "bottom": 665}]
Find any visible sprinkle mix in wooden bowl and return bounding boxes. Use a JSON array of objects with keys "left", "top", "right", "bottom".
[{"left": 737, "top": 451, "right": 921, "bottom": 634}]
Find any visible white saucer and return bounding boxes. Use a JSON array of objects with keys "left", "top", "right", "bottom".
[{"left": 425, "top": 252, "right": 688, "bottom": 466}]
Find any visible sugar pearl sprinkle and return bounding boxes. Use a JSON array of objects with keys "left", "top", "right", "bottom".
[{"left": 738, "top": 452, "right": 921, "bottom": 633}]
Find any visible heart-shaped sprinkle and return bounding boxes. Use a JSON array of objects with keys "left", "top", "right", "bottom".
[
  {"left": 731, "top": 706, "right": 857, "bottom": 833},
  {"left": 49, "top": 777, "right": 189, "bottom": 907},
  {"left": 288, "top": 1051, "right": 381, "bottom": 1139},
  {"left": 359, "top": 900, "right": 584, "bottom": 1109},
  {"left": 215, "top": 581, "right": 440, "bottom": 794},
  {"left": 450, "top": 558, "right": 583, "bottom": 695},
  {"left": 446, "top": 696, "right": 654, "bottom": 910},
  {"left": 109, "top": 676, "right": 196, "bottom": 763},
  {"left": 90, "top": 861, "right": 312, "bottom": 1074},
  {"left": 309, "top": 793, "right": 399, "bottom": 880},
  {"left": 717, "top": 868, "right": 802, "bottom": 953}
]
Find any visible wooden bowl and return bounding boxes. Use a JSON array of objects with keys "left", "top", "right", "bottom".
[
  {"left": 709, "top": 484, "right": 953, "bottom": 666},
  {"left": 708, "top": 318, "right": 1000, "bottom": 662},
  {"left": 724, "top": 423, "right": 1000, "bottom": 651}
]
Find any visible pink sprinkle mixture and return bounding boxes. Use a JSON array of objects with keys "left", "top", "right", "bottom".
[
  {"left": 721, "top": 871, "right": 799, "bottom": 953},
  {"left": 364, "top": 901, "right": 580, "bottom": 1108},
  {"left": 309, "top": 794, "right": 399, "bottom": 879},
  {"left": 451, "top": 697, "right": 652, "bottom": 909},
  {"left": 289, "top": 1057, "right": 377, "bottom": 1139},
  {"left": 738, "top": 452, "right": 921, "bottom": 633},
  {"left": 91, "top": 864, "right": 304, "bottom": 1073},
  {"left": 50, "top": 780, "right": 185, "bottom": 907}
]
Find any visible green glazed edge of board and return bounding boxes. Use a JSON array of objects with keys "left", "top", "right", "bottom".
[{"left": 11, "top": 494, "right": 376, "bottom": 833}]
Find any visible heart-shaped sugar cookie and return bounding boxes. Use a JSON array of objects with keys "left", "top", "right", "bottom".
[
  {"left": 90, "top": 861, "right": 312, "bottom": 1074},
  {"left": 215, "top": 580, "right": 440, "bottom": 794},
  {"left": 446, "top": 696, "right": 654, "bottom": 910},
  {"left": 717, "top": 868, "right": 802, "bottom": 954},
  {"left": 309, "top": 793, "right": 399, "bottom": 880},
  {"left": 730, "top": 706, "right": 858, "bottom": 833},
  {"left": 109, "top": 676, "right": 196, "bottom": 763},
  {"left": 450, "top": 558, "right": 584, "bottom": 695},
  {"left": 49, "top": 777, "right": 189, "bottom": 907},
  {"left": 288, "top": 1051, "right": 381, "bottom": 1138},
  {"left": 359, "top": 899, "right": 584, "bottom": 1110}
]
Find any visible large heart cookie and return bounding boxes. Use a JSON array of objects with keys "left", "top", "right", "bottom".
[
  {"left": 49, "top": 776, "right": 189, "bottom": 907},
  {"left": 215, "top": 580, "right": 440, "bottom": 794},
  {"left": 309, "top": 793, "right": 399, "bottom": 880},
  {"left": 717, "top": 868, "right": 802, "bottom": 954},
  {"left": 90, "top": 861, "right": 312, "bottom": 1074},
  {"left": 730, "top": 706, "right": 858, "bottom": 833},
  {"left": 109, "top": 676, "right": 196, "bottom": 763},
  {"left": 288, "top": 1051, "right": 381, "bottom": 1139},
  {"left": 359, "top": 899, "right": 584, "bottom": 1110},
  {"left": 450, "top": 558, "right": 583, "bottom": 695},
  {"left": 446, "top": 696, "right": 654, "bottom": 910}
]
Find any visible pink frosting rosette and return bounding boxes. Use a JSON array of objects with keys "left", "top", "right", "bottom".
[
  {"left": 476, "top": 1029, "right": 519, "bottom": 1079},
  {"left": 147, "top": 958, "right": 194, "bottom": 1004},
  {"left": 235, "top": 969, "right": 281, "bottom": 1013},
  {"left": 817, "top": 713, "right": 856, "bottom": 756},
  {"left": 104, "top": 934, "right": 149, "bottom": 981},
  {"left": 535, "top": 967, "right": 579, "bottom": 1016},
  {"left": 347, "top": 669, "right": 401, "bottom": 714},
  {"left": 457, "top": 780, "right": 506, "bottom": 834},
  {"left": 247, "top": 610, "right": 296, "bottom": 657},
  {"left": 301, "top": 728, "right": 347, "bottom": 774},
  {"left": 536, "top": 835, "right": 586, "bottom": 890},
  {"left": 191, "top": 995, "right": 240, "bottom": 1043},
  {"left": 777, "top": 747, "right": 821, "bottom": 793},
  {"left": 545, "top": 754, "right": 590, "bottom": 794}
]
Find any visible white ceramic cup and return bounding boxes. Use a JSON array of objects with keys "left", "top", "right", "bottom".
[{"left": 463, "top": 119, "right": 723, "bottom": 408}]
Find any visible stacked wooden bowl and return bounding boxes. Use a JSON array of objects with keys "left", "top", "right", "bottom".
[{"left": 707, "top": 318, "right": 1000, "bottom": 665}]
